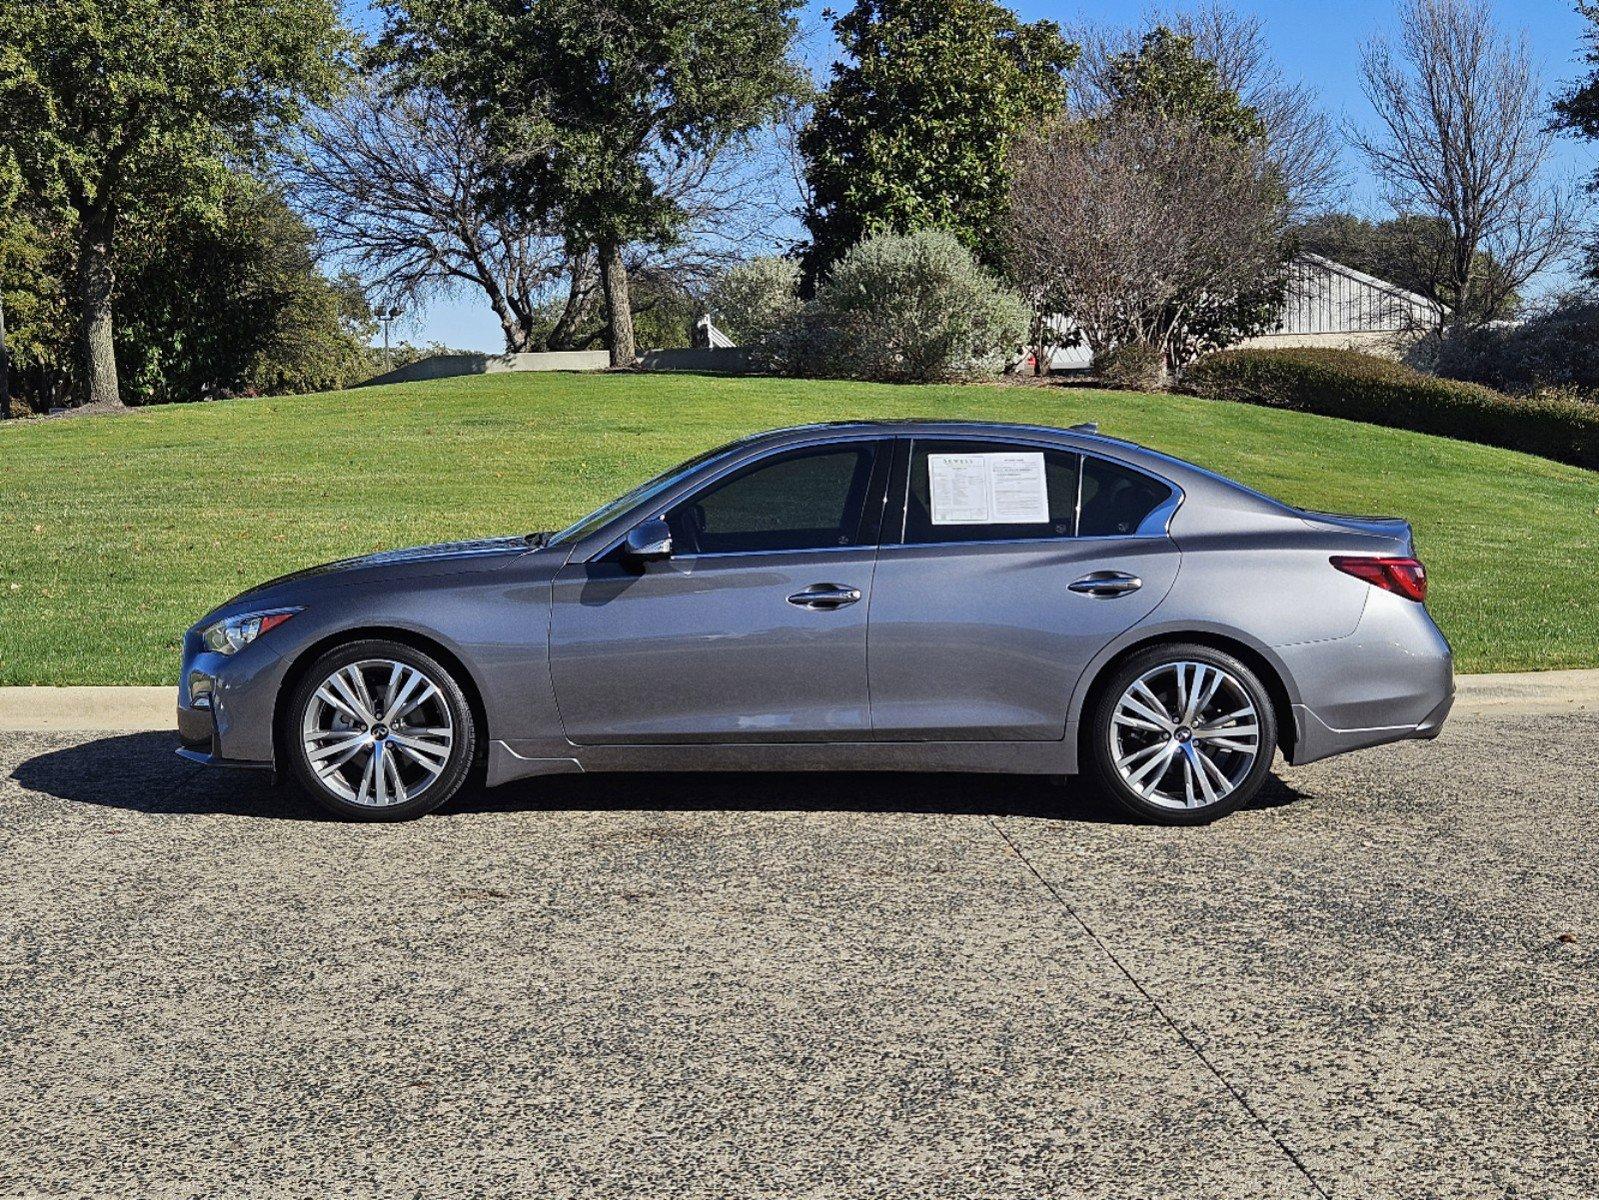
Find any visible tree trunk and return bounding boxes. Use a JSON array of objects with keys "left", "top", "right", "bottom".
[
  {"left": 76, "top": 229, "right": 122, "bottom": 407},
  {"left": 597, "top": 239, "right": 635, "bottom": 368},
  {"left": 0, "top": 287, "right": 10, "bottom": 419}
]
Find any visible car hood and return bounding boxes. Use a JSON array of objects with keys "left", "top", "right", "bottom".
[{"left": 201, "top": 535, "right": 541, "bottom": 624}]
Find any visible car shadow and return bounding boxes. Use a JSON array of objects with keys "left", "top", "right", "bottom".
[{"left": 10, "top": 731, "right": 1310, "bottom": 824}]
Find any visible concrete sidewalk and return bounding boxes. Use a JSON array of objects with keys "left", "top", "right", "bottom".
[{"left": 2, "top": 668, "right": 1597, "bottom": 732}]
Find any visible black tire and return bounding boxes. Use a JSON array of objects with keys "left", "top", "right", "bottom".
[
  {"left": 281, "top": 639, "right": 477, "bottom": 822},
  {"left": 1086, "top": 642, "right": 1278, "bottom": 825}
]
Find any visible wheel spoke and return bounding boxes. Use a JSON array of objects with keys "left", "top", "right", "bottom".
[
  {"left": 387, "top": 666, "right": 425, "bottom": 720},
  {"left": 328, "top": 671, "right": 375, "bottom": 724},
  {"left": 1119, "top": 693, "right": 1175, "bottom": 732},
  {"left": 1127, "top": 740, "right": 1180, "bottom": 792},
  {"left": 1130, "top": 680, "right": 1174, "bottom": 725},
  {"left": 383, "top": 748, "right": 407, "bottom": 805},
  {"left": 307, "top": 732, "right": 367, "bottom": 763},
  {"left": 392, "top": 681, "right": 439, "bottom": 722},
  {"left": 345, "top": 667, "right": 379, "bottom": 721},
  {"left": 1196, "top": 745, "right": 1234, "bottom": 797},
  {"left": 356, "top": 750, "right": 377, "bottom": 804},
  {"left": 1113, "top": 711, "right": 1168, "bottom": 734},
  {"left": 1182, "top": 743, "right": 1219, "bottom": 805}
]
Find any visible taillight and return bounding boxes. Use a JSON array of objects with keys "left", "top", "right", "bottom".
[{"left": 1331, "top": 555, "right": 1427, "bottom": 602}]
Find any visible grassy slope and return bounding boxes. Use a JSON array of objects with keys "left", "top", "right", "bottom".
[{"left": 2, "top": 371, "right": 1596, "bottom": 684}]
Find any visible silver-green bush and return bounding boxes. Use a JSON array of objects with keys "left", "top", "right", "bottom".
[
  {"left": 706, "top": 256, "right": 802, "bottom": 347},
  {"left": 783, "top": 229, "right": 1028, "bottom": 382}
]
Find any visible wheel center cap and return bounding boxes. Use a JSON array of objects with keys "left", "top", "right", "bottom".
[
  {"left": 371, "top": 723, "right": 390, "bottom": 741},
  {"left": 1174, "top": 726, "right": 1193, "bottom": 743}
]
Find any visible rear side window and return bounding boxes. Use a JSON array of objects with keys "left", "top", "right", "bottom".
[
  {"left": 666, "top": 443, "right": 881, "bottom": 555},
  {"left": 903, "top": 440, "right": 1080, "bottom": 544},
  {"left": 1078, "top": 456, "right": 1173, "bottom": 536}
]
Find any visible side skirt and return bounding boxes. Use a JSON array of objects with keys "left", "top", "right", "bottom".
[{"left": 487, "top": 735, "right": 1078, "bottom": 788}]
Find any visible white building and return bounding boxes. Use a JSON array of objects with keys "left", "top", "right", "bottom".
[{"left": 1046, "top": 253, "right": 1443, "bottom": 370}]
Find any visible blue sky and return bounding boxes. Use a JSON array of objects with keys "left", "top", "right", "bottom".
[{"left": 380, "top": 0, "right": 1597, "bottom": 351}]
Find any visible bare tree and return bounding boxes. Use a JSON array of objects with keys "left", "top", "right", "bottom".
[
  {"left": 283, "top": 83, "right": 582, "bottom": 353},
  {"left": 1351, "top": 0, "right": 1581, "bottom": 331},
  {"left": 285, "top": 79, "right": 801, "bottom": 355},
  {"left": 1070, "top": 4, "right": 1341, "bottom": 218},
  {"left": 1007, "top": 110, "right": 1287, "bottom": 372}
]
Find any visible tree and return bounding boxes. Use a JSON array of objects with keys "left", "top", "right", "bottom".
[
  {"left": 1070, "top": 5, "right": 1339, "bottom": 218},
  {"left": 384, "top": 0, "right": 803, "bottom": 367},
  {"left": 1006, "top": 25, "right": 1290, "bottom": 375},
  {"left": 0, "top": 0, "right": 345, "bottom": 407},
  {"left": 284, "top": 81, "right": 578, "bottom": 354},
  {"left": 1554, "top": 1, "right": 1599, "bottom": 280},
  {"left": 799, "top": 0, "right": 1077, "bottom": 287},
  {"left": 1008, "top": 110, "right": 1286, "bottom": 375},
  {"left": 113, "top": 176, "right": 375, "bottom": 403},
  {"left": 1352, "top": 0, "right": 1579, "bottom": 333}
]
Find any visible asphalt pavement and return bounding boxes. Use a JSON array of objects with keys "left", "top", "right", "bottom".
[{"left": 1, "top": 706, "right": 1595, "bottom": 1198}]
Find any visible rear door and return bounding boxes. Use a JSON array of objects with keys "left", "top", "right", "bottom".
[
  {"left": 548, "top": 439, "right": 890, "bottom": 744},
  {"left": 867, "top": 437, "right": 1181, "bottom": 740}
]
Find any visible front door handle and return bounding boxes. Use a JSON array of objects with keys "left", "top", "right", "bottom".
[
  {"left": 787, "top": 583, "right": 863, "bottom": 610},
  {"left": 1068, "top": 571, "right": 1143, "bottom": 597}
]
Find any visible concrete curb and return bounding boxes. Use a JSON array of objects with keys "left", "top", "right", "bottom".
[{"left": 2, "top": 670, "right": 1597, "bottom": 733}]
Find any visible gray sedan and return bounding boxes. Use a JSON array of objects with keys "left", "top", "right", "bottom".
[{"left": 177, "top": 421, "right": 1453, "bottom": 823}]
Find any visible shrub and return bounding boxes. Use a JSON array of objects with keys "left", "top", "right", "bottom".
[
  {"left": 706, "top": 256, "right": 802, "bottom": 347},
  {"left": 782, "top": 229, "right": 1029, "bottom": 383},
  {"left": 1180, "top": 347, "right": 1599, "bottom": 471},
  {"left": 1435, "top": 295, "right": 1599, "bottom": 401},
  {"left": 1092, "top": 342, "right": 1165, "bottom": 391}
]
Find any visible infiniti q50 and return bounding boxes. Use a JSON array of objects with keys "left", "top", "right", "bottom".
[{"left": 177, "top": 421, "right": 1453, "bottom": 823}]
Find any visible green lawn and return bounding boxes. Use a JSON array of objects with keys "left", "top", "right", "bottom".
[{"left": 2, "top": 371, "right": 1596, "bottom": 683}]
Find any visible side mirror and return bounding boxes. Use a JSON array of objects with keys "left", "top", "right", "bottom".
[{"left": 621, "top": 517, "right": 673, "bottom": 565}]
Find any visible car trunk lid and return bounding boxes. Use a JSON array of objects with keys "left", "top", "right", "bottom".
[{"left": 1297, "top": 509, "right": 1415, "bottom": 556}]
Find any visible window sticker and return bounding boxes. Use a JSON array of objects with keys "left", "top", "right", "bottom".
[{"left": 928, "top": 452, "right": 1049, "bottom": 525}]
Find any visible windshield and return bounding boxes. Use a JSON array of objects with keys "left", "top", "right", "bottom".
[{"left": 546, "top": 439, "right": 750, "bottom": 546}]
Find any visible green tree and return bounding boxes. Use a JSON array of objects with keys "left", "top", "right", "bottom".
[
  {"left": 384, "top": 0, "right": 802, "bottom": 367},
  {"left": 0, "top": 0, "right": 345, "bottom": 407},
  {"left": 114, "top": 177, "right": 375, "bottom": 403},
  {"left": 1106, "top": 27, "right": 1266, "bottom": 142},
  {"left": 799, "top": 0, "right": 1077, "bottom": 286}
]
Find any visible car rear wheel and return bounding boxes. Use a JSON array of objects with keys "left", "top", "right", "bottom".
[
  {"left": 1087, "top": 643, "right": 1277, "bottom": 825},
  {"left": 282, "top": 639, "right": 476, "bottom": 821}
]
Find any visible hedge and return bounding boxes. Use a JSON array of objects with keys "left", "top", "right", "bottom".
[{"left": 1180, "top": 347, "right": 1599, "bottom": 472}]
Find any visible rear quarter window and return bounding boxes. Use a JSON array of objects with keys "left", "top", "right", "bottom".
[{"left": 1078, "top": 457, "right": 1174, "bottom": 537}]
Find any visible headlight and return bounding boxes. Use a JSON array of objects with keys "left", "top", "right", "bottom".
[{"left": 201, "top": 607, "right": 301, "bottom": 655}]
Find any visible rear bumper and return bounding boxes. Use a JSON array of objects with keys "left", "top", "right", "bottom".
[{"left": 1281, "top": 589, "right": 1454, "bottom": 766}]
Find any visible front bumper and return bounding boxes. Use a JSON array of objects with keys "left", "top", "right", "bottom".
[{"left": 175, "top": 628, "right": 288, "bottom": 769}]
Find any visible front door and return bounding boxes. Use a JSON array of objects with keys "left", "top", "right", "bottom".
[
  {"left": 868, "top": 439, "right": 1182, "bottom": 740},
  {"left": 549, "top": 440, "right": 888, "bottom": 744}
]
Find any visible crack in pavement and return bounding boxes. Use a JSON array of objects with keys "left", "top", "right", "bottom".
[{"left": 987, "top": 815, "right": 1334, "bottom": 1200}]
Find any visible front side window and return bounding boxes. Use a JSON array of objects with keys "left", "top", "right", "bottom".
[
  {"left": 902, "top": 440, "right": 1080, "bottom": 544},
  {"left": 665, "top": 443, "right": 882, "bottom": 555}
]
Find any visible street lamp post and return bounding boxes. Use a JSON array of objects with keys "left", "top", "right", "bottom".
[{"left": 379, "top": 306, "right": 403, "bottom": 373}]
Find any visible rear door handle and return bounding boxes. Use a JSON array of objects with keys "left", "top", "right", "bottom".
[
  {"left": 1069, "top": 571, "right": 1143, "bottom": 597},
  {"left": 787, "top": 583, "right": 863, "bottom": 610}
]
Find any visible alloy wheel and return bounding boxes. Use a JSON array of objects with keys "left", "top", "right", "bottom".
[
  {"left": 1108, "top": 661, "right": 1261, "bottom": 810},
  {"left": 299, "top": 658, "right": 455, "bottom": 807}
]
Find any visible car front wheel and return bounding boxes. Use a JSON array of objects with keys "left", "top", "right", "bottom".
[
  {"left": 282, "top": 639, "right": 476, "bottom": 821},
  {"left": 1087, "top": 643, "right": 1278, "bottom": 824}
]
